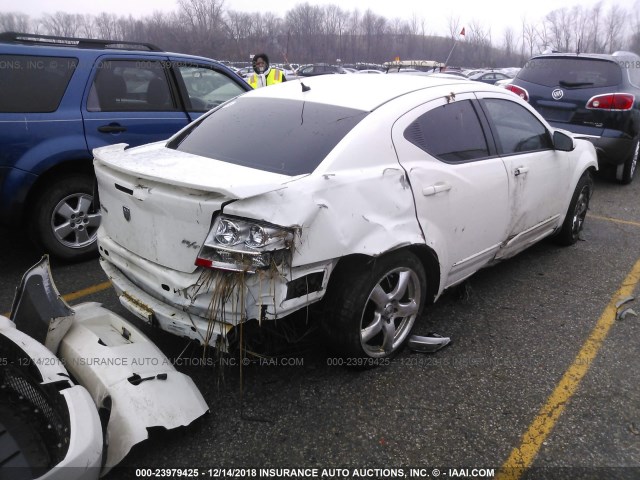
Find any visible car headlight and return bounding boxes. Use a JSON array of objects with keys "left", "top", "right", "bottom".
[{"left": 195, "top": 215, "right": 294, "bottom": 273}]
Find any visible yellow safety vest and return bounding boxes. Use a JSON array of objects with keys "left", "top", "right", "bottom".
[{"left": 247, "top": 68, "right": 284, "bottom": 89}]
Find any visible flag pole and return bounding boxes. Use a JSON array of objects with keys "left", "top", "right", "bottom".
[{"left": 444, "top": 27, "right": 465, "bottom": 68}]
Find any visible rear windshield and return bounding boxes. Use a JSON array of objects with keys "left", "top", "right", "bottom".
[
  {"left": 168, "top": 97, "right": 368, "bottom": 176},
  {"left": 518, "top": 57, "right": 622, "bottom": 88}
]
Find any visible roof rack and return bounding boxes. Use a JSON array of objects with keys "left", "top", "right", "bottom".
[{"left": 0, "top": 31, "right": 163, "bottom": 52}]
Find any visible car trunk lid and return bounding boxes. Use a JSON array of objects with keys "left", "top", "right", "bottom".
[{"left": 93, "top": 143, "right": 293, "bottom": 273}]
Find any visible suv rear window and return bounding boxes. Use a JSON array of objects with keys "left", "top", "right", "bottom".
[
  {"left": 0, "top": 55, "right": 77, "bottom": 112},
  {"left": 518, "top": 57, "right": 622, "bottom": 88},
  {"left": 168, "top": 97, "right": 368, "bottom": 175}
]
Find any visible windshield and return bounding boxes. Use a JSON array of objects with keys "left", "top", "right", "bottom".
[
  {"left": 518, "top": 57, "right": 622, "bottom": 88},
  {"left": 168, "top": 97, "right": 368, "bottom": 176}
]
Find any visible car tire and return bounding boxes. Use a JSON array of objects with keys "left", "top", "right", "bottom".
[
  {"left": 31, "top": 174, "right": 101, "bottom": 261},
  {"left": 620, "top": 138, "right": 639, "bottom": 185},
  {"left": 322, "top": 251, "right": 427, "bottom": 363},
  {"left": 554, "top": 172, "right": 593, "bottom": 246}
]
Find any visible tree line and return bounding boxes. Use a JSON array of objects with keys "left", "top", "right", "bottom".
[{"left": 1, "top": 0, "right": 639, "bottom": 68}]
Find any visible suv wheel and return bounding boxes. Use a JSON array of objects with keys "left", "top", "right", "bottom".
[
  {"left": 621, "top": 138, "right": 639, "bottom": 184},
  {"left": 31, "top": 175, "right": 101, "bottom": 261}
]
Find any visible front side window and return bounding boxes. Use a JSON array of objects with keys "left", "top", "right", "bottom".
[
  {"left": 176, "top": 65, "right": 246, "bottom": 112},
  {"left": 0, "top": 55, "right": 77, "bottom": 113},
  {"left": 168, "top": 97, "right": 368, "bottom": 175},
  {"left": 87, "top": 60, "right": 176, "bottom": 112},
  {"left": 482, "top": 99, "right": 552, "bottom": 155},
  {"left": 403, "top": 100, "right": 489, "bottom": 162}
]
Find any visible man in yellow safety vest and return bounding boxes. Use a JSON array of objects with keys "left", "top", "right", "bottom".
[{"left": 246, "top": 53, "right": 286, "bottom": 88}]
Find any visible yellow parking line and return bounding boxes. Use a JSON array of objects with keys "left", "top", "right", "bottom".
[
  {"left": 496, "top": 258, "right": 640, "bottom": 480},
  {"left": 589, "top": 213, "right": 640, "bottom": 228},
  {"left": 61, "top": 280, "right": 112, "bottom": 302},
  {"left": 2, "top": 281, "right": 112, "bottom": 318}
]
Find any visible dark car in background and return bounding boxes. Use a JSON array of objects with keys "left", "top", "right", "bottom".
[
  {"left": 296, "top": 63, "right": 347, "bottom": 76},
  {"left": 0, "top": 32, "right": 251, "bottom": 262},
  {"left": 507, "top": 51, "right": 640, "bottom": 183},
  {"left": 468, "top": 71, "right": 512, "bottom": 84}
]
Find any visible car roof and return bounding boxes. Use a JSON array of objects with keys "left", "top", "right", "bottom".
[
  {"left": 0, "top": 32, "right": 228, "bottom": 66},
  {"left": 529, "top": 51, "right": 639, "bottom": 62},
  {"left": 245, "top": 73, "right": 474, "bottom": 111}
]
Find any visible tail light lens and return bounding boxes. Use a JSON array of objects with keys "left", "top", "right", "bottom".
[
  {"left": 195, "top": 215, "right": 294, "bottom": 273},
  {"left": 586, "top": 93, "right": 634, "bottom": 111},
  {"left": 505, "top": 84, "right": 529, "bottom": 101}
]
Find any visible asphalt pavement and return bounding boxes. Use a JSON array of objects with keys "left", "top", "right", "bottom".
[{"left": 1, "top": 173, "right": 639, "bottom": 480}]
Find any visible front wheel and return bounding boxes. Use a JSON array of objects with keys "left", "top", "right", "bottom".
[
  {"left": 554, "top": 172, "right": 593, "bottom": 246},
  {"left": 323, "top": 251, "right": 427, "bottom": 362},
  {"left": 30, "top": 174, "right": 101, "bottom": 261}
]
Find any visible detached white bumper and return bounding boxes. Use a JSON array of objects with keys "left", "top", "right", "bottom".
[{"left": 5, "top": 256, "right": 210, "bottom": 476}]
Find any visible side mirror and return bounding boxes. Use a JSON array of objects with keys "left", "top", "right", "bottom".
[{"left": 553, "top": 130, "right": 576, "bottom": 152}]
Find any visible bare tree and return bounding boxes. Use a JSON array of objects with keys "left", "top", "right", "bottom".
[
  {"left": 447, "top": 15, "right": 461, "bottom": 40},
  {"left": 177, "top": 0, "right": 226, "bottom": 56},
  {"left": 0, "top": 12, "right": 32, "bottom": 32},
  {"left": 93, "top": 13, "right": 120, "bottom": 39},
  {"left": 522, "top": 19, "right": 539, "bottom": 57},
  {"left": 224, "top": 11, "right": 254, "bottom": 60},
  {"left": 503, "top": 27, "right": 515, "bottom": 62},
  {"left": 40, "top": 12, "right": 87, "bottom": 37},
  {"left": 590, "top": 1, "right": 604, "bottom": 52},
  {"left": 603, "top": 4, "right": 626, "bottom": 53},
  {"left": 6, "top": 1, "right": 640, "bottom": 67},
  {"left": 285, "top": 3, "right": 324, "bottom": 62}
]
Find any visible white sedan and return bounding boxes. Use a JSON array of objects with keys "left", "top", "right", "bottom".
[{"left": 94, "top": 74, "right": 597, "bottom": 361}]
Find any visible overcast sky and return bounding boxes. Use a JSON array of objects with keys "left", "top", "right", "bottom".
[{"left": 1, "top": 0, "right": 637, "bottom": 37}]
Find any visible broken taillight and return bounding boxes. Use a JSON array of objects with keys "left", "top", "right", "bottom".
[
  {"left": 195, "top": 215, "right": 294, "bottom": 273},
  {"left": 586, "top": 93, "right": 635, "bottom": 111},
  {"left": 505, "top": 84, "right": 529, "bottom": 102}
]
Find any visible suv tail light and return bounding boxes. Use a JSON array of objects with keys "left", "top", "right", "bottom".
[
  {"left": 586, "top": 93, "right": 635, "bottom": 111},
  {"left": 505, "top": 84, "right": 529, "bottom": 101}
]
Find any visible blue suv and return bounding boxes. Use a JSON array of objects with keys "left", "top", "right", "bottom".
[{"left": 0, "top": 32, "right": 250, "bottom": 261}]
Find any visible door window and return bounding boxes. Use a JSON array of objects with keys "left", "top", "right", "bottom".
[{"left": 482, "top": 99, "right": 552, "bottom": 155}]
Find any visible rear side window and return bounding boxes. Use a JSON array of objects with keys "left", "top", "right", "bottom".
[
  {"left": 404, "top": 100, "right": 489, "bottom": 162},
  {"left": 87, "top": 59, "right": 177, "bottom": 112},
  {"left": 168, "top": 97, "right": 368, "bottom": 175},
  {"left": 0, "top": 55, "right": 77, "bottom": 112},
  {"left": 518, "top": 57, "right": 622, "bottom": 88}
]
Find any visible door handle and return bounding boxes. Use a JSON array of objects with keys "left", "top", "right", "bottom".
[
  {"left": 514, "top": 166, "right": 529, "bottom": 176},
  {"left": 422, "top": 182, "right": 452, "bottom": 196},
  {"left": 98, "top": 124, "right": 127, "bottom": 133}
]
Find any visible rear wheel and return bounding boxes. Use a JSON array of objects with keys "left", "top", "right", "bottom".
[
  {"left": 554, "top": 172, "right": 593, "bottom": 246},
  {"left": 30, "top": 175, "right": 101, "bottom": 261},
  {"left": 323, "top": 251, "right": 427, "bottom": 362},
  {"left": 620, "top": 138, "right": 639, "bottom": 184}
]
